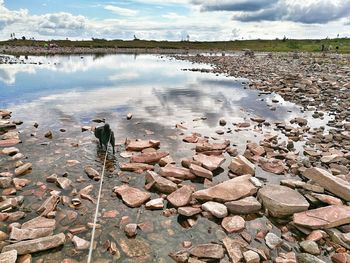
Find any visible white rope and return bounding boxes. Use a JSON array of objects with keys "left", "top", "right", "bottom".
[{"left": 87, "top": 133, "right": 111, "bottom": 263}]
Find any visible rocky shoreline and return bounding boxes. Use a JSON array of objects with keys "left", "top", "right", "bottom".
[{"left": 1, "top": 52, "right": 350, "bottom": 262}]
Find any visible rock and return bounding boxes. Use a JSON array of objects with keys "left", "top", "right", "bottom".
[
  {"left": 297, "top": 253, "right": 326, "bottom": 263},
  {"left": 0, "top": 249, "right": 17, "bottom": 263},
  {"left": 124, "top": 224, "right": 137, "bottom": 237},
  {"left": 331, "top": 253, "right": 350, "bottom": 263},
  {"left": 167, "top": 185, "right": 195, "bottom": 207},
  {"left": 72, "top": 235, "right": 90, "bottom": 250},
  {"left": 145, "top": 198, "right": 164, "bottom": 210},
  {"left": 193, "top": 154, "right": 225, "bottom": 171},
  {"left": 126, "top": 113, "right": 132, "bottom": 120},
  {"left": 119, "top": 163, "right": 154, "bottom": 173},
  {"left": 259, "top": 159, "right": 285, "bottom": 174},
  {"left": 219, "top": 119, "right": 227, "bottom": 126},
  {"left": 300, "top": 240, "right": 320, "bottom": 255},
  {"left": 293, "top": 205, "right": 350, "bottom": 229},
  {"left": 178, "top": 207, "right": 202, "bottom": 217},
  {"left": 202, "top": 201, "right": 228, "bottom": 218},
  {"left": 228, "top": 155, "right": 255, "bottom": 176},
  {"left": 0, "top": 196, "right": 23, "bottom": 211},
  {"left": 9, "top": 227, "right": 54, "bottom": 242},
  {"left": 258, "top": 184, "right": 309, "bottom": 218},
  {"left": 0, "top": 139, "right": 20, "bottom": 147},
  {"left": 114, "top": 185, "right": 150, "bottom": 207},
  {"left": 192, "top": 174, "right": 257, "bottom": 202},
  {"left": 159, "top": 155, "right": 175, "bottom": 167},
  {"left": 14, "top": 163, "right": 32, "bottom": 176},
  {"left": 145, "top": 171, "right": 177, "bottom": 194},
  {"left": 189, "top": 164, "right": 213, "bottom": 179},
  {"left": 306, "top": 230, "right": 326, "bottom": 242},
  {"left": 13, "top": 178, "right": 30, "bottom": 189},
  {"left": 159, "top": 166, "right": 195, "bottom": 180},
  {"left": 84, "top": 166, "right": 100, "bottom": 180},
  {"left": 222, "top": 237, "right": 245, "bottom": 263},
  {"left": 1, "top": 147, "right": 19, "bottom": 155},
  {"left": 0, "top": 230, "right": 8, "bottom": 241},
  {"left": 21, "top": 216, "right": 56, "bottom": 229},
  {"left": 303, "top": 167, "right": 350, "bottom": 201},
  {"left": 56, "top": 177, "right": 72, "bottom": 190},
  {"left": 190, "top": 244, "right": 224, "bottom": 259},
  {"left": 2, "top": 233, "right": 65, "bottom": 255},
  {"left": 225, "top": 196, "right": 261, "bottom": 214},
  {"left": 311, "top": 193, "right": 342, "bottom": 205},
  {"left": 37, "top": 195, "right": 60, "bottom": 216},
  {"left": 126, "top": 139, "right": 160, "bottom": 151},
  {"left": 221, "top": 216, "right": 245, "bottom": 233},
  {"left": 169, "top": 250, "right": 189, "bottom": 262},
  {"left": 130, "top": 152, "right": 169, "bottom": 164},
  {"left": 249, "top": 177, "right": 262, "bottom": 188},
  {"left": 44, "top": 131, "right": 52, "bottom": 139},
  {"left": 243, "top": 250, "right": 260, "bottom": 263},
  {"left": 117, "top": 237, "right": 151, "bottom": 257},
  {"left": 265, "top": 232, "right": 283, "bottom": 249},
  {"left": 195, "top": 140, "right": 230, "bottom": 153},
  {"left": 0, "top": 177, "right": 12, "bottom": 188}
]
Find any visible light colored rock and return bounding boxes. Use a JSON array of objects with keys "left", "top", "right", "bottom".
[
  {"left": 293, "top": 205, "right": 350, "bottom": 229},
  {"left": 56, "top": 177, "right": 72, "bottom": 190},
  {"left": 124, "top": 224, "right": 137, "bottom": 237},
  {"left": 72, "top": 235, "right": 90, "bottom": 250},
  {"left": 159, "top": 166, "right": 195, "bottom": 180},
  {"left": 130, "top": 152, "right": 169, "bottom": 164},
  {"left": 114, "top": 185, "right": 150, "bottom": 208},
  {"left": 84, "top": 166, "right": 100, "bottom": 180},
  {"left": 0, "top": 177, "right": 12, "bottom": 188},
  {"left": 265, "top": 232, "right": 282, "bottom": 249},
  {"left": 190, "top": 164, "right": 213, "bottom": 179},
  {"left": 119, "top": 163, "right": 154, "bottom": 173},
  {"left": 193, "top": 154, "right": 225, "bottom": 171},
  {"left": 145, "top": 198, "right": 164, "bottom": 210},
  {"left": 14, "top": 163, "right": 32, "bottom": 176},
  {"left": 225, "top": 196, "right": 261, "bottom": 214},
  {"left": 221, "top": 216, "right": 245, "bottom": 233},
  {"left": 190, "top": 244, "right": 224, "bottom": 259},
  {"left": 258, "top": 184, "right": 309, "bottom": 217},
  {"left": 178, "top": 207, "right": 202, "bottom": 217},
  {"left": 1, "top": 147, "right": 19, "bottom": 155},
  {"left": 297, "top": 253, "right": 326, "bottom": 263},
  {"left": 228, "top": 155, "right": 255, "bottom": 176},
  {"left": 0, "top": 249, "right": 17, "bottom": 263},
  {"left": 303, "top": 167, "right": 350, "bottom": 201},
  {"left": 126, "top": 139, "right": 160, "bottom": 151},
  {"left": 159, "top": 156, "right": 175, "bottom": 167},
  {"left": 145, "top": 171, "right": 177, "bottom": 194},
  {"left": 300, "top": 240, "right": 320, "bottom": 255},
  {"left": 202, "top": 201, "right": 228, "bottom": 218},
  {"left": 243, "top": 250, "right": 260, "bottom": 263},
  {"left": 2, "top": 233, "right": 65, "bottom": 255},
  {"left": 9, "top": 227, "right": 54, "bottom": 242},
  {"left": 21, "top": 216, "right": 55, "bottom": 229},
  {"left": 192, "top": 174, "right": 257, "bottom": 202},
  {"left": 167, "top": 185, "right": 195, "bottom": 207}
]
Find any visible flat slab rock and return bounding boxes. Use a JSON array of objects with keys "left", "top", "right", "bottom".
[
  {"left": 114, "top": 184, "right": 151, "bottom": 207},
  {"left": 193, "top": 154, "right": 225, "bottom": 171},
  {"left": 159, "top": 166, "right": 195, "bottom": 180},
  {"left": 130, "top": 151, "right": 169, "bottom": 164},
  {"left": 303, "top": 167, "right": 350, "bottom": 201},
  {"left": 202, "top": 201, "right": 228, "bottom": 218},
  {"left": 228, "top": 155, "right": 255, "bottom": 176},
  {"left": 293, "top": 205, "right": 350, "bottom": 229},
  {"left": 119, "top": 163, "right": 154, "bottom": 173},
  {"left": 145, "top": 171, "right": 177, "bottom": 194},
  {"left": 2, "top": 233, "right": 65, "bottom": 255},
  {"left": 167, "top": 185, "right": 195, "bottom": 207},
  {"left": 190, "top": 244, "right": 225, "bottom": 259},
  {"left": 0, "top": 249, "right": 17, "bottom": 263},
  {"left": 225, "top": 196, "right": 261, "bottom": 214},
  {"left": 192, "top": 174, "right": 257, "bottom": 202},
  {"left": 258, "top": 184, "right": 309, "bottom": 218},
  {"left": 126, "top": 139, "right": 160, "bottom": 151}
]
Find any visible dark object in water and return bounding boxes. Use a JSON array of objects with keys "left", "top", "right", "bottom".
[{"left": 94, "top": 123, "right": 115, "bottom": 154}]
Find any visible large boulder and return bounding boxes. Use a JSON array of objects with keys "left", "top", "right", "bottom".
[
  {"left": 192, "top": 174, "right": 257, "bottom": 202},
  {"left": 258, "top": 184, "right": 309, "bottom": 218}
]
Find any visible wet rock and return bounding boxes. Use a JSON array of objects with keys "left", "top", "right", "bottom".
[
  {"left": 243, "top": 250, "right": 260, "bottom": 263},
  {"left": 37, "top": 194, "right": 60, "bottom": 216},
  {"left": 56, "top": 177, "right": 72, "bottom": 190},
  {"left": 303, "top": 167, "right": 350, "bottom": 201},
  {"left": 126, "top": 113, "right": 132, "bottom": 120},
  {"left": 14, "top": 163, "right": 32, "bottom": 176},
  {"left": 1, "top": 147, "right": 19, "bottom": 155},
  {"left": 2, "top": 233, "right": 65, "bottom": 255},
  {"left": 160, "top": 166, "right": 195, "bottom": 180},
  {"left": 228, "top": 155, "right": 255, "bottom": 176},
  {"left": 21, "top": 216, "right": 56, "bottom": 229},
  {"left": 219, "top": 119, "right": 227, "bottom": 126},
  {"left": 0, "top": 196, "right": 23, "bottom": 211},
  {"left": 178, "top": 207, "right": 202, "bottom": 217},
  {"left": 193, "top": 154, "right": 225, "bottom": 171},
  {"left": 0, "top": 249, "right": 17, "bottom": 263},
  {"left": 130, "top": 152, "right": 169, "bottom": 164},
  {"left": 221, "top": 216, "right": 245, "bottom": 233},
  {"left": 145, "top": 171, "right": 177, "bottom": 194},
  {"left": 120, "top": 163, "right": 154, "bottom": 173},
  {"left": 202, "top": 201, "right": 227, "bottom": 218},
  {"left": 126, "top": 139, "right": 160, "bottom": 151},
  {"left": 0, "top": 230, "right": 8, "bottom": 241},
  {"left": 169, "top": 250, "right": 189, "bottom": 262},
  {"left": 84, "top": 166, "right": 100, "bottom": 180},
  {"left": 9, "top": 227, "right": 54, "bottom": 242},
  {"left": 225, "top": 196, "right": 261, "bottom": 214},
  {"left": 265, "top": 232, "right": 283, "bottom": 249},
  {"left": 190, "top": 243, "right": 224, "bottom": 259},
  {"left": 195, "top": 140, "right": 230, "bottom": 153},
  {"left": 72, "top": 235, "right": 90, "bottom": 250},
  {"left": 124, "top": 224, "right": 137, "bottom": 237},
  {"left": 300, "top": 240, "right": 320, "bottom": 255},
  {"left": 189, "top": 164, "right": 213, "bottom": 179},
  {"left": 167, "top": 185, "right": 195, "bottom": 207},
  {"left": 145, "top": 198, "right": 164, "bottom": 210},
  {"left": 0, "top": 211, "right": 25, "bottom": 222},
  {"left": 0, "top": 177, "right": 12, "bottom": 188},
  {"left": 118, "top": 237, "right": 151, "bottom": 258},
  {"left": 13, "top": 178, "right": 30, "bottom": 189},
  {"left": 293, "top": 205, "right": 350, "bottom": 229},
  {"left": 297, "top": 253, "right": 326, "bottom": 263},
  {"left": 192, "top": 174, "right": 257, "bottom": 202},
  {"left": 114, "top": 184, "right": 150, "bottom": 207},
  {"left": 44, "top": 131, "right": 52, "bottom": 139},
  {"left": 258, "top": 184, "right": 309, "bottom": 218},
  {"left": 311, "top": 193, "right": 342, "bottom": 205},
  {"left": 0, "top": 139, "right": 21, "bottom": 147}
]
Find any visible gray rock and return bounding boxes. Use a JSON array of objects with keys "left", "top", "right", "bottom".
[
  {"left": 225, "top": 196, "right": 261, "bottom": 214},
  {"left": 265, "top": 232, "right": 282, "bottom": 249},
  {"left": 297, "top": 253, "right": 326, "bottom": 263},
  {"left": 300, "top": 240, "right": 320, "bottom": 255},
  {"left": 202, "top": 201, "right": 228, "bottom": 218},
  {"left": 243, "top": 250, "right": 260, "bottom": 263},
  {"left": 0, "top": 177, "right": 12, "bottom": 188}
]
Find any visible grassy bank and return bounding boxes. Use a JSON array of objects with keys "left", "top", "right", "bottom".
[{"left": 1, "top": 38, "right": 350, "bottom": 53}]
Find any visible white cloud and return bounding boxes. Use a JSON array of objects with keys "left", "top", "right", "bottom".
[{"left": 104, "top": 5, "right": 139, "bottom": 16}]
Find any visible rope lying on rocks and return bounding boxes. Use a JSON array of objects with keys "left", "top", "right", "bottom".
[{"left": 87, "top": 133, "right": 111, "bottom": 263}]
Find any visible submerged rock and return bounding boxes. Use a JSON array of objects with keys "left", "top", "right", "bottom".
[
  {"left": 114, "top": 184, "right": 150, "bottom": 208},
  {"left": 190, "top": 244, "right": 225, "bottom": 259}
]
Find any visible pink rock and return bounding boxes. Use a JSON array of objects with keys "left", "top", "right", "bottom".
[
  {"left": 0, "top": 139, "right": 21, "bottom": 147},
  {"left": 126, "top": 139, "right": 160, "bottom": 151},
  {"left": 193, "top": 154, "right": 225, "bottom": 171},
  {"left": 195, "top": 140, "right": 230, "bottom": 153},
  {"left": 145, "top": 171, "right": 177, "bottom": 194},
  {"left": 119, "top": 163, "right": 154, "bottom": 173},
  {"left": 160, "top": 166, "right": 195, "bottom": 180},
  {"left": 189, "top": 164, "right": 213, "bottom": 179},
  {"left": 72, "top": 235, "right": 90, "bottom": 250},
  {"left": 102, "top": 210, "right": 119, "bottom": 218},
  {"left": 114, "top": 184, "right": 150, "bottom": 208},
  {"left": 259, "top": 159, "right": 285, "bottom": 174},
  {"left": 130, "top": 151, "right": 169, "bottom": 164},
  {"left": 228, "top": 155, "right": 255, "bottom": 176},
  {"left": 167, "top": 185, "right": 195, "bottom": 207},
  {"left": 222, "top": 216, "right": 246, "bottom": 233}
]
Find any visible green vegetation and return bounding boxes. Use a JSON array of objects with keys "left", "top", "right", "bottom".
[{"left": 1, "top": 38, "right": 350, "bottom": 53}]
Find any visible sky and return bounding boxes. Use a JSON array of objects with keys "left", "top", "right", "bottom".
[{"left": 0, "top": 0, "right": 349, "bottom": 41}]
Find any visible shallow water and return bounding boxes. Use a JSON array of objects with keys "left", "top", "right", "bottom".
[{"left": 0, "top": 54, "right": 333, "bottom": 262}]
